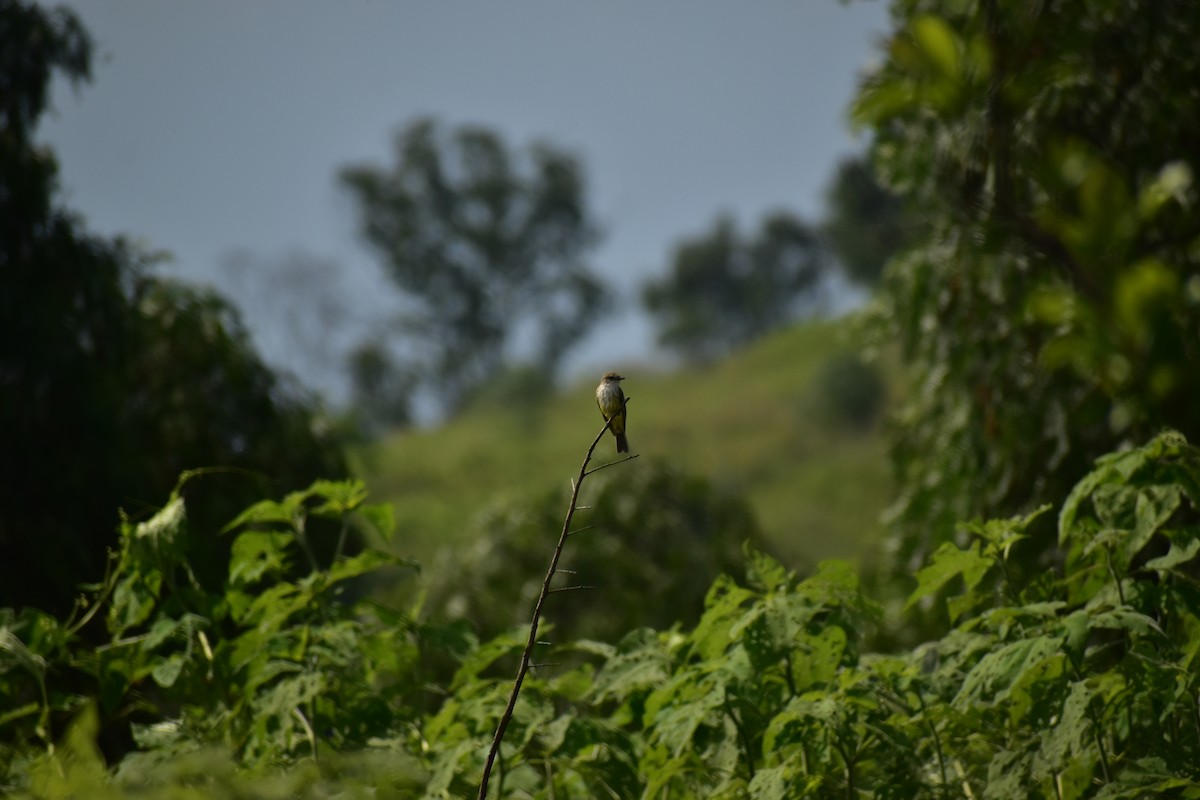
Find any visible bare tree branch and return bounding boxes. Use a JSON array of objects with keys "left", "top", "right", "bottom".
[{"left": 476, "top": 398, "right": 636, "bottom": 800}]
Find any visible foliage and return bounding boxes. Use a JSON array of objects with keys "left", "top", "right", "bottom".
[
  {"left": 347, "top": 338, "right": 417, "bottom": 433},
  {"left": 642, "top": 212, "right": 827, "bottom": 364},
  {"left": 0, "top": 476, "right": 461, "bottom": 793},
  {"left": 820, "top": 156, "right": 914, "bottom": 287},
  {"left": 8, "top": 434, "right": 1200, "bottom": 798},
  {"left": 813, "top": 353, "right": 886, "bottom": 430},
  {"left": 340, "top": 117, "right": 611, "bottom": 412},
  {"left": 388, "top": 431, "right": 1200, "bottom": 798},
  {"left": 424, "top": 461, "right": 766, "bottom": 645},
  {"left": 853, "top": 0, "right": 1200, "bottom": 583},
  {"left": 0, "top": 0, "right": 346, "bottom": 615}
]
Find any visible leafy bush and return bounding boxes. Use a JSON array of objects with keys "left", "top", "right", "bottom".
[
  {"left": 414, "top": 432, "right": 1200, "bottom": 798},
  {"left": 855, "top": 0, "right": 1200, "bottom": 597},
  {"left": 6, "top": 433, "right": 1200, "bottom": 798},
  {"left": 0, "top": 477, "right": 465, "bottom": 792},
  {"left": 424, "top": 460, "right": 767, "bottom": 645},
  {"left": 814, "top": 353, "right": 886, "bottom": 430}
]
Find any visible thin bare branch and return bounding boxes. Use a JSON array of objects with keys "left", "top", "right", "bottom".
[
  {"left": 584, "top": 454, "right": 641, "bottom": 477},
  {"left": 476, "top": 397, "right": 633, "bottom": 800}
]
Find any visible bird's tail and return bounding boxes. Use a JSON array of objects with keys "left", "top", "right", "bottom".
[{"left": 616, "top": 432, "right": 629, "bottom": 453}]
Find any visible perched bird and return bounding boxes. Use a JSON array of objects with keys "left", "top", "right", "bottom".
[{"left": 595, "top": 371, "right": 629, "bottom": 453}]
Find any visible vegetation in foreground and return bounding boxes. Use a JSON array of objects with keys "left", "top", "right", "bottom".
[{"left": 3, "top": 433, "right": 1200, "bottom": 798}]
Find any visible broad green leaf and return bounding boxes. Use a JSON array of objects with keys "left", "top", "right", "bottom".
[
  {"left": 107, "top": 568, "right": 163, "bottom": 636},
  {"left": 912, "top": 15, "right": 960, "bottom": 79},
  {"left": 643, "top": 672, "right": 726, "bottom": 757},
  {"left": 221, "top": 498, "right": 298, "bottom": 534},
  {"left": 1086, "top": 605, "right": 1163, "bottom": 638},
  {"left": 906, "top": 541, "right": 993, "bottom": 612},
  {"left": 150, "top": 653, "right": 185, "bottom": 688},
  {"left": 954, "top": 635, "right": 1059, "bottom": 708},
  {"left": 744, "top": 544, "right": 791, "bottom": 593},
  {"left": 690, "top": 574, "right": 756, "bottom": 660},
  {"left": 588, "top": 628, "right": 671, "bottom": 705},
  {"left": 791, "top": 625, "right": 846, "bottom": 693},
  {"left": 327, "top": 548, "right": 410, "bottom": 584},
  {"left": 302, "top": 478, "right": 369, "bottom": 516},
  {"left": 1144, "top": 535, "right": 1200, "bottom": 574},
  {"left": 450, "top": 626, "right": 526, "bottom": 691},
  {"left": 850, "top": 78, "right": 917, "bottom": 127},
  {"left": 358, "top": 502, "right": 396, "bottom": 540},
  {"left": 1034, "top": 679, "right": 1095, "bottom": 775},
  {"left": 228, "top": 530, "right": 291, "bottom": 586}
]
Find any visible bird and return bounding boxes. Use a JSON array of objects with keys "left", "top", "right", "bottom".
[{"left": 595, "top": 371, "right": 629, "bottom": 453}]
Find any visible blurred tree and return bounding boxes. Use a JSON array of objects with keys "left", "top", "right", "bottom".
[
  {"left": 219, "top": 250, "right": 359, "bottom": 401},
  {"left": 0, "top": 0, "right": 346, "bottom": 614},
  {"left": 340, "top": 118, "right": 611, "bottom": 413},
  {"left": 853, "top": 0, "right": 1200, "bottom": 585},
  {"left": 424, "top": 461, "right": 767, "bottom": 645},
  {"left": 821, "top": 155, "right": 913, "bottom": 286},
  {"left": 642, "top": 212, "right": 826, "bottom": 363},
  {"left": 814, "top": 352, "right": 886, "bottom": 431},
  {"left": 347, "top": 339, "right": 415, "bottom": 433}
]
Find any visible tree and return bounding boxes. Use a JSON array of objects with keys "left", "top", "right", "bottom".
[
  {"left": 0, "top": 0, "right": 346, "bottom": 614},
  {"left": 821, "top": 155, "right": 913, "bottom": 286},
  {"left": 423, "top": 462, "right": 767, "bottom": 646},
  {"left": 853, "top": 0, "right": 1200, "bottom": 582},
  {"left": 642, "top": 212, "right": 826, "bottom": 363},
  {"left": 340, "top": 118, "right": 610, "bottom": 412}
]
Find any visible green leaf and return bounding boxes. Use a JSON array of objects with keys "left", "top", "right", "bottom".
[
  {"left": 589, "top": 628, "right": 671, "bottom": 705},
  {"left": 303, "top": 478, "right": 369, "bottom": 516},
  {"left": 690, "top": 574, "right": 756, "bottom": 660},
  {"left": 450, "top": 626, "right": 526, "bottom": 691},
  {"left": 954, "top": 635, "right": 1060, "bottom": 707},
  {"left": 791, "top": 626, "right": 846, "bottom": 693},
  {"left": 744, "top": 544, "right": 792, "bottom": 593},
  {"left": 327, "top": 549, "right": 410, "bottom": 584},
  {"left": 912, "top": 15, "right": 961, "bottom": 79},
  {"left": 358, "top": 502, "right": 396, "bottom": 540},
  {"left": 151, "top": 653, "right": 185, "bottom": 688},
  {"left": 906, "top": 541, "right": 993, "bottom": 612},
  {"left": 222, "top": 498, "right": 298, "bottom": 534},
  {"left": 108, "top": 568, "right": 163, "bottom": 636},
  {"left": 643, "top": 669, "right": 727, "bottom": 756},
  {"left": 850, "top": 78, "right": 917, "bottom": 127},
  {"left": 1086, "top": 605, "right": 1163, "bottom": 638},
  {"left": 1143, "top": 535, "right": 1200, "bottom": 574},
  {"left": 228, "top": 530, "right": 292, "bottom": 586}
]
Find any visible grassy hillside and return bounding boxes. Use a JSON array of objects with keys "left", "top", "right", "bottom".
[{"left": 354, "top": 315, "right": 895, "bottom": 572}]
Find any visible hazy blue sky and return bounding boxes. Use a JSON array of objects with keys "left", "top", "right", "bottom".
[{"left": 37, "top": 1, "right": 890, "bottom": 401}]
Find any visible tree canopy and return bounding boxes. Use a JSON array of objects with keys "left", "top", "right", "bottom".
[
  {"left": 642, "top": 212, "right": 826, "bottom": 364},
  {"left": 855, "top": 0, "right": 1200, "bottom": 580},
  {"left": 820, "top": 155, "right": 913, "bottom": 287},
  {"left": 0, "top": 0, "right": 346, "bottom": 614},
  {"left": 340, "top": 118, "right": 610, "bottom": 412}
]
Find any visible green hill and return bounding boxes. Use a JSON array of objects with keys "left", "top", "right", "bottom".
[{"left": 354, "top": 315, "right": 895, "bottom": 572}]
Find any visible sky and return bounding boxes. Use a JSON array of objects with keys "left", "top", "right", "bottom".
[{"left": 36, "top": 1, "right": 891, "bottom": 405}]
